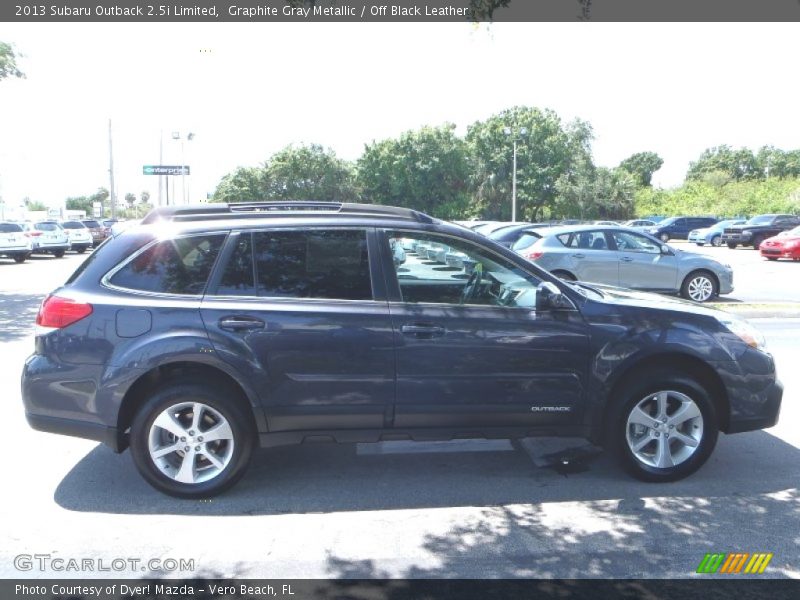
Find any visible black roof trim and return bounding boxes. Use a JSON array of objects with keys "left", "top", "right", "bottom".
[{"left": 140, "top": 202, "right": 437, "bottom": 225}]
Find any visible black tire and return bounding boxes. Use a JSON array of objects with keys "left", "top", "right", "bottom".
[
  {"left": 751, "top": 235, "right": 764, "bottom": 250},
  {"left": 551, "top": 269, "right": 576, "bottom": 281},
  {"left": 13, "top": 254, "right": 27, "bottom": 263},
  {"left": 695, "top": 242, "right": 704, "bottom": 246},
  {"left": 726, "top": 242, "right": 737, "bottom": 249},
  {"left": 130, "top": 380, "right": 256, "bottom": 498},
  {"left": 607, "top": 369, "right": 718, "bottom": 482},
  {"left": 766, "top": 257, "right": 778, "bottom": 261},
  {"left": 76, "top": 247, "right": 87, "bottom": 254},
  {"left": 710, "top": 235, "right": 721, "bottom": 247},
  {"left": 659, "top": 233, "right": 670, "bottom": 242},
  {"left": 53, "top": 250, "right": 65, "bottom": 258},
  {"left": 680, "top": 269, "right": 719, "bottom": 303}
]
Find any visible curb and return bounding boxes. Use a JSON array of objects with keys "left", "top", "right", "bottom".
[{"left": 707, "top": 303, "right": 800, "bottom": 319}]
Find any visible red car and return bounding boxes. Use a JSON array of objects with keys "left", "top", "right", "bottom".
[{"left": 760, "top": 225, "right": 800, "bottom": 261}]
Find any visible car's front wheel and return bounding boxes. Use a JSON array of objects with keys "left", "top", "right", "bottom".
[
  {"left": 610, "top": 371, "right": 718, "bottom": 482},
  {"left": 130, "top": 381, "right": 256, "bottom": 498},
  {"left": 13, "top": 254, "right": 27, "bottom": 263},
  {"left": 710, "top": 235, "right": 721, "bottom": 247},
  {"left": 659, "top": 233, "right": 670, "bottom": 242},
  {"left": 680, "top": 270, "right": 718, "bottom": 302},
  {"left": 727, "top": 242, "right": 737, "bottom": 249}
]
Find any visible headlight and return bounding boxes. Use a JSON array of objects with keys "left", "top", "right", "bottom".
[{"left": 718, "top": 316, "right": 767, "bottom": 351}]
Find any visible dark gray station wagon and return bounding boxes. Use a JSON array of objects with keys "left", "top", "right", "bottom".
[{"left": 22, "top": 203, "right": 782, "bottom": 497}]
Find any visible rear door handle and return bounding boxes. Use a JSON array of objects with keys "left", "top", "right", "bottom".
[
  {"left": 572, "top": 253, "right": 585, "bottom": 259},
  {"left": 219, "top": 316, "right": 265, "bottom": 331},
  {"left": 401, "top": 324, "right": 446, "bottom": 338},
  {"left": 620, "top": 256, "right": 634, "bottom": 263}
]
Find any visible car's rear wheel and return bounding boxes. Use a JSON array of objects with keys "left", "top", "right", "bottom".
[
  {"left": 53, "top": 250, "right": 65, "bottom": 258},
  {"left": 710, "top": 235, "right": 721, "bottom": 247},
  {"left": 609, "top": 370, "right": 718, "bottom": 482},
  {"left": 130, "top": 381, "right": 255, "bottom": 498},
  {"left": 659, "top": 233, "right": 670, "bottom": 242},
  {"left": 551, "top": 269, "right": 576, "bottom": 281},
  {"left": 680, "top": 270, "right": 718, "bottom": 302},
  {"left": 76, "top": 247, "right": 87, "bottom": 254},
  {"left": 751, "top": 235, "right": 765, "bottom": 250},
  {"left": 726, "top": 242, "right": 737, "bottom": 249},
  {"left": 13, "top": 254, "right": 27, "bottom": 263}
]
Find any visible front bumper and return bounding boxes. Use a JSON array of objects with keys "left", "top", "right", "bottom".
[
  {"left": 726, "top": 378, "right": 783, "bottom": 434},
  {"left": 721, "top": 233, "right": 751, "bottom": 245}
]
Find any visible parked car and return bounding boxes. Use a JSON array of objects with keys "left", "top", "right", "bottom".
[
  {"left": 593, "top": 220, "right": 620, "bottom": 226},
  {"left": 759, "top": 225, "right": 800, "bottom": 261},
  {"left": 81, "top": 219, "right": 107, "bottom": 247},
  {"left": 0, "top": 222, "right": 33, "bottom": 263},
  {"left": 22, "top": 202, "right": 780, "bottom": 497},
  {"left": 516, "top": 225, "right": 733, "bottom": 303},
  {"left": 487, "top": 223, "right": 549, "bottom": 248},
  {"left": 688, "top": 219, "right": 746, "bottom": 247},
  {"left": 720, "top": 214, "right": 800, "bottom": 249},
  {"left": 60, "top": 220, "right": 93, "bottom": 253},
  {"left": 473, "top": 221, "right": 522, "bottom": 236},
  {"left": 645, "top": 217, "right": 719, "bottom": 242},
  {"left": 623, "top": 219, "right": 657, "bottom": 229},
  {"left": 21, "top": 221, "right": 70, "bottom": 257}
]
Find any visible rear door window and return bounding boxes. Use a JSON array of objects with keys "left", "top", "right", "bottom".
[
  {"left": 0, "top": 223, "right": 23, "bottom": 233},
  {"left": 109, "top": 234, "right": 226, "bottom": 295},
  {"left": 215, "top": 229, "right": 373, "bottom": 300}
]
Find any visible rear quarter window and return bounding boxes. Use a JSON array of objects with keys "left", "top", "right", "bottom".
[
  {"left": 0, "top": 223, "right": 23, "bottom": 233},
  {"left": 108, "top": 234, "right": 226, "bottom": 295}
]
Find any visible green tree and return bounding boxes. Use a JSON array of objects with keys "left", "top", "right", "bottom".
[
  {"left": 467, "top": 106, "right": 593, "bottom": 220},
  {"left": 212, "top": 166, "right": 268, "bottom": 203},
  {"left": 125, "top": 192, "right": 136, "bottom": 208},
  {"left": 756, "top": 146, "right": 800, "bottom": 179},
  {"left": 0, "top": 41, "right": 24, "bottom": 81},
  {"left": 358, "top": 124, "right": 471, "bottom": 219},
  {"left": 65, "top": 196, "right": 92, "bottom": 214},
  {"left": 686, "top": 145, "right": 762, "bottom": 182},
  {"left": 24, "top": 198, "right": 47, "bottom": 211},
  {"left": 141, "top": 190, "right": 151, "bottom": 204},
  {"left": 619, "top": 151, "right": 664, "bottom": 187},
  {"left": 264, "top": 144, "right": 359, "bottom": 202}
]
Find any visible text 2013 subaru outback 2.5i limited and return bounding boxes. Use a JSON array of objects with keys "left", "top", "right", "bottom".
[{"left": 22, "top": 203, "right": 783, "bottom": 498}]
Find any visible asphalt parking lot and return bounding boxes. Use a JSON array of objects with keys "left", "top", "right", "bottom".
[{"left": 0, "top": 249, "right": 798, "bottom": 579}]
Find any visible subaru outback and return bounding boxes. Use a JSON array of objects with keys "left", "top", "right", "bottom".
[{"left": 22, "top": 202, "right": 783, "bottom": 497}]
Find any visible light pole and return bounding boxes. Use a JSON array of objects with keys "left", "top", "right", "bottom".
[
  {"left": 171, "top": 131, "right": 195, "bottom": 204},
  {"left": 503, "top": 126, "right": 527, "bottom": 222}
]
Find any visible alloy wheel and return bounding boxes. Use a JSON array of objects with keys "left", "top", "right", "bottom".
[
  {"left": 148, "top": 402, "right": 235, "bottom": 484},
  {"left": 686, "top": 274, "right": 714, "bottom": 302},
  {"left": 625, "top": 390, "right": 704, "bottom": 469}
]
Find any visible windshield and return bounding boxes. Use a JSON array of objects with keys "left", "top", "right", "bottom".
[
  {"left": 35, "top": 222, "right": 62, "bottom": 232},
  {"left": 512, "top": 233, "right": 541, "bottom": 251},
  {"left": 747, "top": 215, "right": 775, "bottom": 225}
]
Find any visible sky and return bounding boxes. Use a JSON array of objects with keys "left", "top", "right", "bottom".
[{"left": 1, "top": 22, "right": 799, "bottom": 209}]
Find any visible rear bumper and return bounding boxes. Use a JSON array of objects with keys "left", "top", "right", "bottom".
[
  {"left": 32, "top": 243, "right": 70, "bottom": 252},
  {"left": 25, "top": 412, "right": 126, "bottom": 452}
]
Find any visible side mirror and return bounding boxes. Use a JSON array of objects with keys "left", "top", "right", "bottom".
[
  {"left": 660, "top": 244, "right": 671, "bottom": 255},
  {"left": 536, "top": 281, "right": 573, "bottom": 311}
]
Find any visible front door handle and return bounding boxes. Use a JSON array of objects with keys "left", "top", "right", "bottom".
[
  {"left": 572, "top": 253, "right": 586, "bottom": 259},
  {"left": 219, "top": 316, "right": 265, "bottom": 331},
  {"left": 401, "top": 324, "right": 446, "bottom": 338},
  {"left": 620, "top": 256, "right": 634, "bottom": 263}
]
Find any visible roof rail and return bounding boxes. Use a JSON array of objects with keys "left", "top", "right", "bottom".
[{"left": 140, "top": 201, "right": 437, "bottom": 225}]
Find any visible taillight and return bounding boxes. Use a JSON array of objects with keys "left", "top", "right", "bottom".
[
  {"left": 25, "top": 231, "right": 42, "bottom": 237},
  {"left": 36, "top": 295, "right": 93, "bottom": 329},
  {"left": 525, "top": 251, "right": 544, "bottom": 260}
]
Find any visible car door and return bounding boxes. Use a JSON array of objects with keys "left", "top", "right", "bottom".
[
  {"left": 201, "top": 228, "right": 395, "bottom": 432},
  {"left": 611, "top": 230, "right": 679, "bottom": 291},
  {"left": 560, "top": 229, "right": 620, "bottom": 284},
  {"left": 381, "top": 229, "right": 591, "bottom": 430}
]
